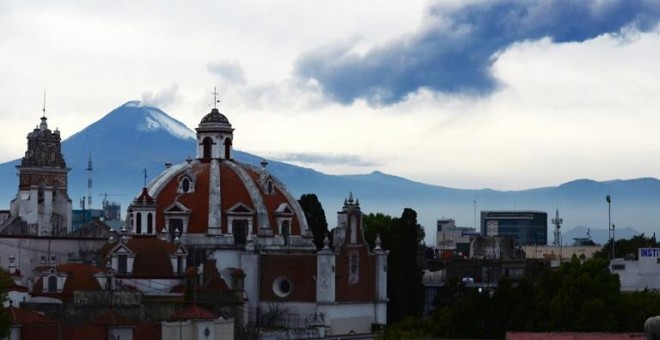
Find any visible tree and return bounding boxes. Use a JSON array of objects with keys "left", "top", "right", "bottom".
[
  {"left": 387, "top": 208, "right": 426, "bottom": 323},
  {"left": 594, "top": 234, "right": 659, "bottom": 260},
  {"left": 298, "top": 193, "right": 329, "bottom": 250},
  {"left": 0, "top": 270, "right": 12, "bottom": 337},
  {"left": 362, "top": 212, "right": 396, "bottom": 250}
]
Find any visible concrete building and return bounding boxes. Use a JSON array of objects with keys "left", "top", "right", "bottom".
[
  {"left": 611, "top": 248, "right": 660, "bottom": 291},
  {"left": 435, "top": 219, "right": 479, "bottom": 258},
  {"left": 481, "top": 211, "right": 548, "bottom": 246}
]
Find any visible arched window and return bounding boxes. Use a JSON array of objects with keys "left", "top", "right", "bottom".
[
  {"left": 147, "top": 213, "right": 153, "bottom": 234},
  {"left": 223, "top": 138, "right": 232, "bottom": 159},
  {"left": 202, "top": 137, "right": 213, "bottom": 160},
  {"left": 349, "top": 251, "right": 359, "bottom": 284},
  {"left": 48, "top": 275, "right": 57, "bottom": 292},
  {"left": 136, "top": 212, "right": 142, "bottom": 234}
]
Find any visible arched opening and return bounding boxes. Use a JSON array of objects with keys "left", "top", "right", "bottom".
[
  {"left": 223, "top": 138, "right": 232, "bottom": 159},
  {"left": 233, "top": 220, "right": 247, "bottom": 245},
  {"left": 136, "top": 212, "right": 142, "bottom": 234},
  {"left": 147, "top": 213, "right": 153, "bottom": 234},
  {"left": 202, "top": 137, "right": 213, "bottom": 161}
]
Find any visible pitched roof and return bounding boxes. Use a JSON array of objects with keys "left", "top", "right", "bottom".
[
  {"left": 171, "top": 304, "right": 219, "bottom": 321},
  {"left": 7, "top": 306, "right": 57, "bottom": 324}
]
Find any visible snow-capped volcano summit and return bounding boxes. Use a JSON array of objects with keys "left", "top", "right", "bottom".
[{"left": 66, "top": 101, "right": 195, "bottom": 145}]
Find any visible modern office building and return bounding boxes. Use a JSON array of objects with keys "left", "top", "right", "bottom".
[{"left": 480, "top": 211, "right": 547, "bottom": 246}]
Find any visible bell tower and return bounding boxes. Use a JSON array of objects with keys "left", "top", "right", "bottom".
[
  {"left": 11, "top": 108, "right": 72, "bottom": 235},
  {"left": 195, "top": 89, "right": 234, "bottom": 162}
]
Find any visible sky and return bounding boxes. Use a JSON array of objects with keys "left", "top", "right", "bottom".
[{"left": 2, "top": 0, "right": 660, "bottom": 191}]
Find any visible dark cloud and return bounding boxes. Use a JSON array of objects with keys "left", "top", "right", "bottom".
[
  {"left": 295, "top": 0, "right": 660, "bottom": 106},
  {"left": 269, "top": 152, "right": 380, "bottom": 167}
]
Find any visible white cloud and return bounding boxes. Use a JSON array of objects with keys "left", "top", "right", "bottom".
[{"left": 2, "top": 0, "right": 660, "bottom": 195}]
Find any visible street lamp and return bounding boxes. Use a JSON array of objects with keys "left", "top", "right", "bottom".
[{"left": 606, "top": 195, "right": 613, "bottom": 260}]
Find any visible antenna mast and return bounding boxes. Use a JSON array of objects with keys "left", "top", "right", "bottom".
[
  {"left": 86, "top": 152, "right": 93, "bottom": 208},
  {"left": 552, "top": 209, "right": 563, "bottom": 246}
]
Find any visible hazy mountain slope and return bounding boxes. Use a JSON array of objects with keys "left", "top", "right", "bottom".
[{"left": 0, "top": 102, "right": 656, "bottom": 244}]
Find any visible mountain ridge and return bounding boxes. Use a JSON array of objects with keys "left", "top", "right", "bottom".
[{"left": 0, "top": 101, "right": 656, "bottom": 244}]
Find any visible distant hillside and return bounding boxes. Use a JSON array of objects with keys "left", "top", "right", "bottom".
[{"left": 1, "top": 101, "right": 659, "bottom": 245}]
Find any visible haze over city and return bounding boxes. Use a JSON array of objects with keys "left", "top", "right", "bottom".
[{"left": 3, "top": 0, "right": 660, "bottom": 191}]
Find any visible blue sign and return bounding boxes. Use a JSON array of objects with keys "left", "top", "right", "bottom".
[{"left": 639, "top": 248, "right": 660, "bottom": 258}]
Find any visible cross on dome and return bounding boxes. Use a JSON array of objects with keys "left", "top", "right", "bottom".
[{"left": 211, "top": 87, "right": 220, "bottom": 109}]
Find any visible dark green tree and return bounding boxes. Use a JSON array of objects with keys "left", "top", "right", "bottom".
[
  {"left": 298, "top": 193, "right": 329, "bottom": 250},
  {"left": 362, "top": 212, "right": 396, "bottom": 250},
  {"left": 594, "top": 233, "right": 659, "bottom": 260},
  {"left": 0, "top": 270, "right": 12, "bottom": 338},
  {"left": 387, "top": 208, "right": 426, "bottom": 323}
]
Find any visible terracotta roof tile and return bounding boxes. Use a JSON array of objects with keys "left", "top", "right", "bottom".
[
  {"left": 171, "top": 304, "right": 219, "bottom": 320},
  {"left": 7, "top": 306, "right": 57, "bottom": 324}
]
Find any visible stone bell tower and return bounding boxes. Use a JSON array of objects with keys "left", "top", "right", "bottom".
[{"left": 10, "top": 111, "right": 72, "bottom": 236}]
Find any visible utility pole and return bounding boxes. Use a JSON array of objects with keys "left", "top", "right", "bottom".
[{"left": 606, "top": 195, "right": 613, "bottom": 260}]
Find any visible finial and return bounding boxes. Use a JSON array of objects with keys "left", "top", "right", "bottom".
[
  {"left": 323, "top": 235, "right": 330, "bottom": 249},
  {"left": 42, "top": 89, "right": 46, "bottom": 118},
  {"left": 211, "top": 87, "right": 220, "bottom": 109},
  {"left": 260, "top": 159, "right": 268, "bottom": 169},
  {"left": 375, "top": 234, "right": 382, "bottom": 250},
  {"left": 348, "top": 192, "right": 354, "bottom": 204},
  {"left": 143, "top": 168, "right": 148, "bottom": 187}
]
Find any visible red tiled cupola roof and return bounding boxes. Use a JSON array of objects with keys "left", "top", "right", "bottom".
[
  {"left": 134, "top": 187, "right": 155, "bottom": 204},
  {"left": 171, "top": 304, "right": 219, "bottom": 321}
]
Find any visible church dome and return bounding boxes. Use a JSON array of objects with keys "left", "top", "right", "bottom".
[
  {"left": 130, "top": 104, "right": 310, "bottom": 245},
  {"left": 198, "top": 108, "right": 231, "bottom": 127}
]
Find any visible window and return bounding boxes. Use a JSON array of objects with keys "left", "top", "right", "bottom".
[
  {"left": 266, "top": 180, "right": 274, "bottom": 195},
  {"left": 612, "top": 264, "right": 625, "bottom": 270},
  {"left": 136, "top": 212, "right": 142, "bottom": 234},
  {"left": 177, "top": 256, "right": 184, "bottom": 275},
  {"left": 223, "top": 138, "right": 232, "bottom": 159},
  {"left": 118, "top": 255, "right": 128, "bottom": 274},
  {"left": 47, "top": 275, "right": 57, "bottom": 292},
  {"left": 233, "top": 220, "right": 247, "bottom": 245},
  {"left": 147, "top": 213, "right": 153, "bottom": 234},
  {"left": 281, "top": 220, "right": 290, "bottom": 246},
  {"left": 170, "top": 219, "right": 183, "bottom": 240},
  {"left": 348, "top": 251, "right": 359, "bottom": 284},
  {"left": 202, "top": 137, "right": 213, "bottom": 160},
  {"left": 177, "top": 175, "right": 195, "bottom": 194},
  {"left": 272, "top": 276, "right": 292, "bottom": 298}
]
